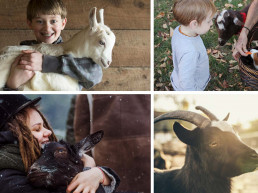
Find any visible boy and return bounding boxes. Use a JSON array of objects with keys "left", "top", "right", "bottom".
[
  {"left": 171, "top": 0, "right": 216, "bottom": 91},
  {"left": 5, "top": 0, "right": 102, "bottom": 90}
]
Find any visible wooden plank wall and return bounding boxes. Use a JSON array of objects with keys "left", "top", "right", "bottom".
[{"left": 0, "top": 0, "right": 150, "bottom": 91}]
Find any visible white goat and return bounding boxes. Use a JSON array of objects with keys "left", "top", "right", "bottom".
[{"left": 0, "top": 7, "right": 116, "bottom": 91}]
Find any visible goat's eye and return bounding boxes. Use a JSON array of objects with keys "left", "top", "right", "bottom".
[
  {"left": 99, "top": 40, "right": 105, "bottom": 46},
  {"left": 58, "top": 149, "right": 64, "bottom": 153},
  {"left": 209, "top": 142, "right": 218, "bottom": 147}
]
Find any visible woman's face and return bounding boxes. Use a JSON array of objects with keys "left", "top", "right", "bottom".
[{"left": 26, "top": 108, "right": 52, "bottom": 147}]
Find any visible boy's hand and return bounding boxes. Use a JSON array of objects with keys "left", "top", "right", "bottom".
[
  {"left": 18, "top": 50, "right": 43, "bottom": 71},
  {"left": 6, "top": 54, "right": 35, "bottom": 89}
]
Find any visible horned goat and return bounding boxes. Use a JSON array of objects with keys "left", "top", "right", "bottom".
[
  {"left": 215, "top": 4, "right": 258, "bottom": 46},
  {"left": 0, "top": 7, "right": 116, "bottom": 91},
  {"left": 154, "top": 106, "right": 258, "bottom": 193}
]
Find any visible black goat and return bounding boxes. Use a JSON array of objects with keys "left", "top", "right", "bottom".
[
  {"left": 215, "top": 4, "right": 258, "bottom": 46},
  {"left": 27, "top": 130, "right": 106, "bottom": 193},
  {"left": 154, "top": 106, "right": 258, "bottom": 193}
]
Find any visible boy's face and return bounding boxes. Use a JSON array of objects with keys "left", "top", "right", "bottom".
[
  {"left": 27, "top": 14, "right": 67, "bottom": 44},
  {"left": 195, "top": 12, "right": 214, "bottom": 35}
]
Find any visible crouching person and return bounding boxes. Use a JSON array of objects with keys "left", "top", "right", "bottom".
[{"left": 0, "top": 95, "right": 120, "bottom": 193}]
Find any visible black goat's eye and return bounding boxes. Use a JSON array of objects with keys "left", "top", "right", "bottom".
[
  {"left": 99, "top": 40, "right": 105, "bottom": 46},
  {"left": 209, "top": 142, "right": 218, "bottom": 147},
  {"left": 58, "top": 149, "right": 64, "bottom": 153}
]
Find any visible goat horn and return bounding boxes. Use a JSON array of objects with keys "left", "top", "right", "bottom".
[
  {"left": 154, "top": 110, "right": 211, "bottom": 129},
  {"left": 223, "top": 113, "right": 230, "bottom": 121},
  {"left": 99, "top": 9, "right": 104, "bottom": 24},
  {"left": 195, "top": 106, "right": 219, "bottom": 121}
]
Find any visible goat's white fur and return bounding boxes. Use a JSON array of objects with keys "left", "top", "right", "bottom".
[
  {"left": 216, "top": 10, "right": 227, "bottom": 30},
  {"left": 211, "top": 121, "right": 235, "bottom": 133},
  {"left": 0, "top": 7, "right": 116, "bottom": 91}
]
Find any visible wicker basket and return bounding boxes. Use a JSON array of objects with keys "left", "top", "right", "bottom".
[
  {"left": 239, "top": 56, "right": 258, "bottom": 89},
  {"left": 238, "top": 25, "right": 258, "bottom": 90}
]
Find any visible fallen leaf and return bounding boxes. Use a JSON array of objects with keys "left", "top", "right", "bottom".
[
  {"left": 156, "top": 12, "right": 165, "bottom": 19},
  {"left": 163, "top": 23, "right": 168, "bottom": 29},
  {"left": 229, "top": 65, "right": 239, "bottom": 70},
  {"left": 154, "top": 43, "right": 161, "bottom": 48},
  {"left": 225, "top": 3, "right": 234, "bottom": 8},
  {"left": 229, "top": 60, "right": 237, "bottom": 64},
  {"left": 156, "top": 83, "right": 163, "bottom": 87},
  {"left": 160, "top": 63, "right": 167, "bottom": 68}
]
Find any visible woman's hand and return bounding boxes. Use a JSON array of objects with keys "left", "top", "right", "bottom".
[
  {"left": 81, "top": 154, "right": 96, "bottom": 168},
  {"left": 66, "top": 167, "right": 103, "bottom": 193},
  {"left": 233, "top": 28, "right": 249, "bottom": 60}
]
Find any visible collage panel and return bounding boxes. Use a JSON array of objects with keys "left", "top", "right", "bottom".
[
  {"left": 154, "top": 0, "right": 258, "bottom": 91},
  {"left": 0, "top": 94, "right": 151, "bottom": 193},
  {"left": 154, "top": 94, "right": 258, "bottom": 193},
  {"left": 0, "top": 0, "right": 150, "bottom": 91}
]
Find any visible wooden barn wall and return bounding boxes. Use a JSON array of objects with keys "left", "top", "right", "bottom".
[{"left": 0, "top": 0, "right": 150, "bottom": 91}]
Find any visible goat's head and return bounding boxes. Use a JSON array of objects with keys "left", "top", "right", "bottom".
[
  {"left": 27, "top": 130, "right": 104, "bottom": 189},
  {"left": 155, "top": 106, "right": 258, "bottom": 177},
  {"left": 215, "top": 10, "right": 244, "bottom": 46},
  {"left": 87, "top": 7, "right": 116, "bottom": 69}
]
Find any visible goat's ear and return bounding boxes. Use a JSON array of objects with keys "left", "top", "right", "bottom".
[
  {"left": 233, "top": 17, "right": 244, "bottom": 26},
  {"left": 173, "top": 122, "right": 200, "bottom": 146},
  {"left": 99, "top": 9, "right": 104, "bottom": 25},
  {"left": 224, "top": 10, "right": 229, "bottom": 17},
  {"left": 77, "top": 130, "right": 104, "bottom": 155},
  {"left": 89, "top": 7, "right": 98, "bottom": 30},
  {"left": 213, "top": 12, "right": 218, "bottom": 19}
]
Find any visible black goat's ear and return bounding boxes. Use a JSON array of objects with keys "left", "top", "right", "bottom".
[
  {"left": 173, "top": 122, "right": 200, "bottom": 146},
  {"left": 77, "top": 130, "right": 104, "bottom": 155}
]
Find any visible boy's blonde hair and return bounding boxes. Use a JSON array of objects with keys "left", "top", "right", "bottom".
[
  {"left": 173, "top": 0, "right": 216, "bottom": 26},
  {"left": 27, "top": 0, "right": 67, "bottom": 21}
]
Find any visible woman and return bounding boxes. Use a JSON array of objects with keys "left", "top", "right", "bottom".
[{"left": 0, "top": 95, "right": 119, "bottom": 193}]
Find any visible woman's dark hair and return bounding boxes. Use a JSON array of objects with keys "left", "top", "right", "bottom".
[{"left": 4, "top": 105, "right": 57, "bottom": 172}]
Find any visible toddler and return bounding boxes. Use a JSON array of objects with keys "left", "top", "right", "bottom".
[{"left": 171, "top": 0, "right": 216, "bottom": 91}]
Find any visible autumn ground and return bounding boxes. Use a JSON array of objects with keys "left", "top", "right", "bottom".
[{"left": 154, "top": 0, "right": 253, "bottom": 91}]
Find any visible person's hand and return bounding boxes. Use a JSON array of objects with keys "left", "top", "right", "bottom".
[
  {"left": 17, "top": 50, "right": 43, "bottom": 71},
  {"left": 233, "top": 29, "right": 249, "bottom": 60},
  {"left": 81, "top": 154, "right": 96, "bottom": 168},
  {"left": 6, "top": 54, "right": 35, "bottom": 89},
  {"left": 66, "top": 167, "right": 103, "bottom": 193}
]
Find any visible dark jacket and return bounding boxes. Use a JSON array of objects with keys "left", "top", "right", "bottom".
[
  {"left": 20, "top": 36, "right": 103, "bottom": 89},
  {"left": 0, "top": 130, "right": 62, "bottom": 193},
  {"left": 73, "top": 95, "right": 151, "bottom": 193},
  {"left": 0, "top": 130, "right": 120, "bottom": 193}
]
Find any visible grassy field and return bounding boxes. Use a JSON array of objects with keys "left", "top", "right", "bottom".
[{"left": 154, "top": 0, "right": 253, "bottom": 91}]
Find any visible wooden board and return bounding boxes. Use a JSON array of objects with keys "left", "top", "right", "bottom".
[
  {"left": 0, "top": 0, "right": 150, "bottom": 30},
  {"left": 0, "top": 30, "right": 150, "bottom": 68},
  {"left": 88, "top": 67, "right": 150, "bottom": 91}
]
